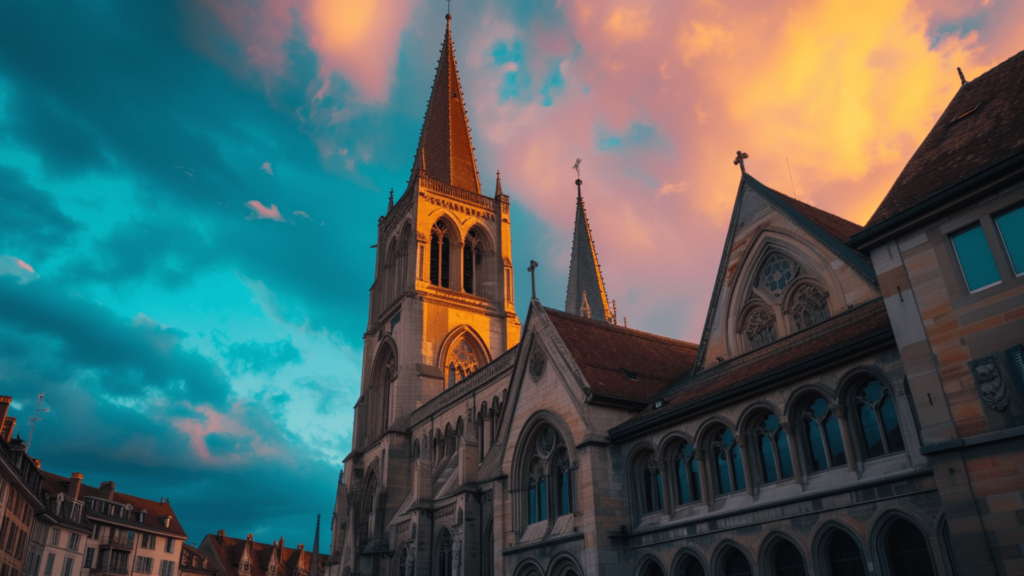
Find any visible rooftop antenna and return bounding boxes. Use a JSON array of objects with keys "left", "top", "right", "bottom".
[
  {"left": 446, "top": 0, "right": 451, "bottom": 17},
  {"left": 786, "top": 158, "right": 796, "bottom": 196},
  {"left": 26, "top": 393, "right": 49, "bottom": 452},
  {"left": 527, "top": 260, "right": 539, "bottom": 299},
  {"left": 957, "top": 67, "right": 967, "bottom": 86}
]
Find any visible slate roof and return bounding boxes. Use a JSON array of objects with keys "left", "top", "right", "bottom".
[
  {"left": 564, "top": 183, "right": 613, "bottom": 323},
  {"left": 866, "top": 50, "right": 1024, "bottom": 227},
  {"left": 612, "top": 299, "right": 891, "bottom": 438},
  {"left": 42, "top": 471, "right": 187, "bottom": 537},
  {"left": 410, "top": 16, "right": 481, "bottom": 193},
  {"left": 774, "top": 190, "right": 864, "bottom": 243},
  {"left": 201, "top": 534, "right": 327, "bottom": 576},
  {"left": 181, "top": 544, "right": 223, "bottom": 576},
  {"left": 544, "top": 307, "right": 698, "bottom": 404}
]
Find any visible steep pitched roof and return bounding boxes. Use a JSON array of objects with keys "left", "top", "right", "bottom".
[
  {"left": 544, "top": 307, "right": 698, "bottom": 404},
  {"left": 200, "top": 534, "right": 327, "bottom": 576},
  {"left": 612, "top": 299, "right": 892, "bottom": 438},
  {"left": 691, "top": 173, "right": 875, "bottom": 372},
  {"left": 865, "top": 50, "right": 1024, "bottom": 227},
  {"left": 411, "top": 16, "right": 481, "bottom": 193},
  {"left": 564, "top": 181, "right": 613, "bottom": 323},
  {"left": 181, "top": 544, "right": 224, "bottom": 576},
  {"left": 44, "top": 471, "right": 188, "bottom": 537}
]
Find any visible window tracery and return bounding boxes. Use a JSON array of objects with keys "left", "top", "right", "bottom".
[
  {"left": 640, "top": 455, "right": 663, "bottom": 513},
  {"left": 754, "top": 414, "right": 792, "bottom": 484},
  {"left": 761, "top": 254, "right": 798, "bottom": 298},
  {"left": 673, "top": 443, "right": 701, "bottom": 505},
  {"left": 744, "top": 308, "right": 777, "bottom": 350},
  {"left": 437, "top": 530, "right": 453, "bottom": 576},
  {"left": 853, "top": 379, "right": 904, "bottom": 458},
  {"left": 463, "top": 229, "right": 485, "bottom": 295},
  {"left": 790, "top": 284, "right": 830, "bottom": 330},
  {"left": 802, "top": 397, "right": 846, "bottom": 472},
  {"left": 430, "top": 220, "right": 452, "bottom": 289},
  {"left": 521, "top": 426, "right": 574, "bottom": 527},
  {"left": 445, "top": 339, "right": 480, "bottom": 390},
  {"left": 711, "top": 429, "right": 744, "bottom": 495}
]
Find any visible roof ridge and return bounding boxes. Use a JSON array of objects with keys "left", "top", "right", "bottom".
[{"left": 544, "top": 306, "right": 697, "bottom": 349}]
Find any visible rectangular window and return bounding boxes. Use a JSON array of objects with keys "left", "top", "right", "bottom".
[
  {"left": 141, "top": 534, "right": 155, "bottom": 550},
  {"left": 85, "top": 549, "right": 95, "bottom": 570},
  {"left": 49, "top": 529, "right": 61, "bottom": 547},
  {"left": 44, "top": 554, "right": 55, "bottom": 576},
  {"left": 996, "top": 205, "right": 1024, "bottom": 275},
  {"left": 60, "top": 558, "right": 74, "bottom": 576},
  {"left": 164, "top": 539, "right": 174, "bottom": 554},
  {"left": 66, "top": 534, "right": 79, "bottom": 552},
  {"left": 135, "top": 557, "right": 153, "bottom": 574},
  {"left": 951, "top": 224, "right": 1001, "bottom": 292},
  {"left": 159, "top": 560, "right": 174, "bottom": 576}
]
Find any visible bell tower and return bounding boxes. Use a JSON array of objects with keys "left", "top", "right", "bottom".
[{"left": 351, "top": 14, "right": 520, "bottom": 453}]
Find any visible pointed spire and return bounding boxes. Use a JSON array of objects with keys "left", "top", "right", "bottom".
[
  {"left": 309, "top": 515, "right": 321, "bottom": 576},
  {"left": 494, "top": 170, "right": 503, "bottom": 197},
  {"left": 565, "top": 177, "right": 613, "bottom": 323},
  {"left": 411, "top": 16, "right": 481, "bottom": 193},
  {"left": 387, "top": 189, "right": 394, "bottom": 212}
]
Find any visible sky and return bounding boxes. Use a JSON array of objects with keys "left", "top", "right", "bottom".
[{"left": 1, "top": 0, "right": 1022, "bottom": 551}]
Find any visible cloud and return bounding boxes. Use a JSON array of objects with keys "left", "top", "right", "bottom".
[
  {"left": 0, "top": 166, "right": 80, "bottom": 262},
  {"left": 0, "top": 255, "right": 39, "bottom": 283},
  {"left": 261, "top": 161, "right": 273, "bottom": 175},
  {"left": 293, "top": 210, "right": 310, "bottom": 220},
  {"left": 223, "top": 337, "right": 302, "bottom": 376},
  {"left": 245, "top": 200, "right": 285, "bottom": 222}
]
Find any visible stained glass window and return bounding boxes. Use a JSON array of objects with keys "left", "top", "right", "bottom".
[
  {"left": 745, "top": 308, "right": 777, "bottom": 350},
  {"left": 761, "top": 254, "right": 797, "bottom": 298},
  {"left": 791, "top": 284, "right": 830, "bottom": 330}
]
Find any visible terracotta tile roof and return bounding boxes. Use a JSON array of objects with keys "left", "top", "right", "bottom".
[
  {"left": 544, "top": 307, "right": 698, "bottom": 404},
  {"left": 866, "top": 50, "right": 1024, "bottom": 227},
  {"left": 42, "top": 471, "right": 187, "bottom": 537},
  {"left": 200, "top": 534, "right": 327, "bottom": 576},
  {"left": 181, "top": 544, "right": 223, "bottom": 576},
  {"left": 411, "top": 18, "right": 481, "bottom": 194},
  {"left": 773, "top": 189, "right": 864, "bottom": 243},
  {"left": 615, "top": 299, "right": 891, "bottom": 435}
]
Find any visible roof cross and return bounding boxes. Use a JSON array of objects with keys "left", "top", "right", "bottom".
[{"left": 733, "top": 150, "right": 749, "bottom": 173}]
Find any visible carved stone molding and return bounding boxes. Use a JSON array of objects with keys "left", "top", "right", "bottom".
[{"left": 970, "top": 355, "right": 1010, "bottom": 412}]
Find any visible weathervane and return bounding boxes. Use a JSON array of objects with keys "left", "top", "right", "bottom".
[
  {"left": 573, "top": 158, "right": 583, "bottom": 197},
  {"left": 733, "top": 151, "right": 749, "bottom": 173}
]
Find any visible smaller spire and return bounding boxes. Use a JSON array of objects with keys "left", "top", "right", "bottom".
[
  {"left": 957, "top": 66, "right": 968, "bottom": 86},
  {"left": 495, "top": 170, "right": 503, "bottom": 198},
  {"left": 309, "top": 515, "right": 321, "bottom": 576},
  {"left": 387, "top": 189, "right": 394, "bottom": 212}
]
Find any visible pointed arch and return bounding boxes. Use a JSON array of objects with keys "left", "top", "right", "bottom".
[
  {"left": 711, "top": 541, "right": 753, "bottom": 576},
  {"left": 438, "top": 325, "right": 491, "bottom": 390},
  {"left": 671, "top": 548, "right": 708, "bottom": 576},
  {"left": 635, "top": 554, "right": 668, "bottom": 576},
  {"left": 811, "top": 520, "right": 867, "bottom": 576},
  {"left": 758, "top": 531, "right": 809, "bottom": 576},
  {"left": 511, "top": 412, "right": 578, "bottom": 533},
  {"left": 463, "top": 223, "right": 495, "bottom": 298},
  {"left": 365, "top": 340, "right": 397, "bottom": 443},
  {"left": 429, "top": 214, "right": 460, "bottom": 289}
]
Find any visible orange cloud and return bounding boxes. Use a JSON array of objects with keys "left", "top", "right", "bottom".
[
  {"left": 245, "top": 200, "right": 285, "bottom": 222},
  {"left": 0, "top": 255, "right": 39, "bottom": 283}
]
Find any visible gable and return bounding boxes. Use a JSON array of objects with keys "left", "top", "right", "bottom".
[{"left": 694, "top": 174, "right": 879, "bottom": 372}]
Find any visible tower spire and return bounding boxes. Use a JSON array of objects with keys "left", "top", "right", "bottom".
[
  {"left": 565, "top": 173, "right": 613, "bottom": 323},
  {"left": 410, "top": 15, "right": 481, "bottom": 193},
  {"left": 309, "top": 515, "right": 321, "bottom": 576}
]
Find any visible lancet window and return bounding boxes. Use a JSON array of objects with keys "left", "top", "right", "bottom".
[
  {"left": 673, "top": 442, "right": 701, "bottom": 505},
  {"left": 801, "top": 397, "right": 846, "bottom": 472},
  {"left": 463, "top": 229, "right": 485, "bottom": 295},
  {"left": 437, "top": 529, "right": 453, "bottom": 576},
  {"left": 790, "top": 284, "right": 830, "bottom": 330},
  {"left": 711, "top": 429, "right": 745, "bottom": 495},
  {"left": 853, "top": 379, "right": 904, "bottom": 458},
  {"left": 753, "top": 413, "right": 793, "bottom": 484},
  {"left": 430, "top": 220, "right": 452, "bottom": 289},
  {"left": 521, "top": 426, "right": 574, "bottom": 527},
  {"left": 365, "top": 345, "right": 396, "bottom": 443},
  {"left": 639, "top": 454, "right": 663, "bottom": 514}
]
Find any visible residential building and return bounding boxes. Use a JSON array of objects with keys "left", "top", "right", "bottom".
[
  {"left": 0, "top": 397, "right": 45, "bottom": 576},
  {"left": 24, "top": 473, "right": 90, "bottom": 576},
  {"left": 198, "top": 532, "right": 325, "bottom": 576},
  {"left": 328, "top": 14, "right": 1024, "bottom": 576},
  {"left": 178, "top": 544, "right": 221, "bottom": 576}
]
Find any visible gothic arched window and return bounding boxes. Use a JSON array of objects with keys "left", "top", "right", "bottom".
[
  {"left": 522, "top": 426, "right": 573, "bottom": 527},
  {"left": 754, "top": 413, "right": 793, "bottom": 484},
  {"left": 853, "top": 379, "right": 904, "bottom": 458},
  {"left": 885, "top": 520, "right": 935, "bottom": 576},
  {"left": 444, "top": 339, "right": 480, "bottom": 390},
  {"left": 712, "top": 429, "right": 745, "bottom": 495},
  {"left": 721, "top": 549, "right": 752, "bottom": 576},
  {"left": 639, "top": 454, "right": 663, "bottom": 514},
  {"left": 673, "top": 442, "right": 700, "bottom": 505},
  {"left": 826, "top": 531, "right": 866, "bottom": 576},
  {"left": 463, "top": 229, "right": 485, "bottom": 295},
  {"left": 744, "top": 308, "right": 777, "bottom": 350},
  {"left": 677, "top": 555, "right": 705, "bottom": 576},
  {"left": 437, "top": 530, "right": 454, "bottom": 576},
  {"left": 430, "top": 220, "right": 452, "bottom": 289},
  {"left": 761, "top": 254, "right": 798, "bottom": 298},
  {"left": 802, "top": 397, "right": 846, "bottom": 472},
  {"left": 790, "top": 284, "right": 830, "bottom": 330}
]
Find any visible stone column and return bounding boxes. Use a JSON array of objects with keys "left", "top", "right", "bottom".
[
  {"left": 781, "top": 422, "right": 803, "bottom": 484},
  {"left": 735, "top": 436, "right": 755, "bottom": 496},
  {"left": 832, "top": 405, "right": 858, "bottom": 471},
  {"left": 695, "top": 449, "right": 712, "bottom": 507}
]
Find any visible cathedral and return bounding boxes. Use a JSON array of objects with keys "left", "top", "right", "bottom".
[{"left": 326, "top": 16, "right": 1024, "bottom": 576}]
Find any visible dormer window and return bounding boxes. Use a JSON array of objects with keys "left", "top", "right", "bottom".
[{"left": 138, "top": 511, "right": 146, "bottom": 523}]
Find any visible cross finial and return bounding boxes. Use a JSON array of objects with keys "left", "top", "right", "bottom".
[
  {"left": 573, "top": 158, "right": 582, "bottom": 179},
  {"left": 573, "top": 158, "right": 583, "bottom": 197},
  {"left": 733, "top": 151, "right": 749, "bottom": 173},
  {"left": 527, "top": 260, "right": 539, "bottom": 299},
  {"left": 446, "top": 0, "right": 451, "bottom": 17}
]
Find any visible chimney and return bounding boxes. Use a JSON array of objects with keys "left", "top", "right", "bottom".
[
  {"left": 99, "top": 481, "right": 116, "bottom": 499},
  {"left": 297, "top": 544, "right": 304, "bottom": 555},
  {"left": 1, "top": 416, "right": 15, "bottom": 442},
  {"left": 216, "top": 530, "right": 225, "bottom": 543},
  {"left": 68, "top": 473, "right": 83, "bottom": 499},
  {"left": 32, "top": 459, "right": 41, "bottom": 468}
]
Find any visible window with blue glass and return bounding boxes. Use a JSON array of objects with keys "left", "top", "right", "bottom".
[
  {"left": 802, "top": 397, "right": 846, "bottom": 472},
  {"left": 951, "top": 224, "right": 1001, "bottom": 292},
  {"left": 712, "top": 429, "right": 745, "bottom": 495},
  {"left": 754, "top": 414, "right": 793, "bottom": 484},
  {"left": 996, "top": 205, "right": 1024, "bottom": 276},
  {"left": 673, "top": 442, "right": 701, "bottom": 505},
  {"left": 523, "top": 426, "right": 574, "bottom": 526},
  {"left": 854, "top": 379, "right": 904, "bottom": 458}
]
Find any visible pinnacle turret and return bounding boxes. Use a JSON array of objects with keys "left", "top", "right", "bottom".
[{"left": 565, "top": 178, "right": 613, "bottom": 323}]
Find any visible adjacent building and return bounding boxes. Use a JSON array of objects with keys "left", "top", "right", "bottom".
[
  {"left": 0, "top": 397, "right": 45, "bottom": 576},
  {"left": 329, "top": 15, "right": 1024, "bottom": 576},
  {"left": 178, "top": 544, "right": 222, "bottom": 576},
  {"left": 24, "top": 473, "right": 90, "bottom": 576},
  {"left": 198, "top": 532, "right": 325, "bottom": 576}
]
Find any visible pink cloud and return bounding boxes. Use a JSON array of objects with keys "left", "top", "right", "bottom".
[
  {"left": 245, "top": 200, "right": 285, "bottom": 222},
  {"left": 173, "top": 404, "right": 281, "bottom": 464},
  {"left": 293, "top": 210, "right": 311, "bottom": 220},
  {"left": 0, "top": 255, "right": 39, "bottom": 283},
  {"left": 261, "top": 161, "right": 274, "bottom": 175}
]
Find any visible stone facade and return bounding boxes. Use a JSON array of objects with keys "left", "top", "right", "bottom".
[{"left": 328, "top": 23, "right": 1024, "bottom": 576}]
